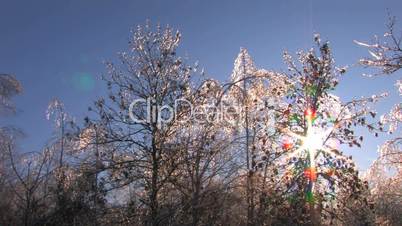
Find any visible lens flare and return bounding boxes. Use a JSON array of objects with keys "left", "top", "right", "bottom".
[{"left": 72, "top": 72, "right": 95, "bottom": 92}]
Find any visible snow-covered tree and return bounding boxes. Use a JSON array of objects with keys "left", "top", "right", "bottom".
[
  {"left": 90, "top": 22, "right": 196, "bottom": 226},
  {"left": 225, "top": 48, "right": 291, "bottom": 225},
  {"left": 357, "top": 15, "right": 402, "bottom": 225},
  {"left": 356, "top": 15, "right": 401, "bottom": 170},
  {"left": 0, "top": 74, "right": 24, "bottom": 225},
  {"left": 0, "top": 74, "right": 22, "bottom": 115},
  {"left": 5, "top": 143, "right": 54, "bottom": 226},
  {"left": 270, "top": 35, "right": 381, "bottom": 225},
  {"left": 166, "top": 78, "right": 240, "bottom": 225}
]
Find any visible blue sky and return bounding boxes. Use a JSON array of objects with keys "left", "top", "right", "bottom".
[{"left": 0, "top": 0, "right": 401, "bottom": 170}]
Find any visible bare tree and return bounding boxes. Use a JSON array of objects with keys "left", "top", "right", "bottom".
[
  {"left": 90, "top": 22, "right": 197, "bottom": 226},
  {"left": 0, "top": 74, "right": 22, "bottom": 115},
  {"left": 357, "top": 14, "right": 402, "bottom": 225},
  {"left": 163, "top": 78, "right": 240, "bottom": 226},
  {"left": 355, "top": 15, "right": 402, "bottom": 75},
  {"left": 5, "top": 143, "right": 53, "bottom": 226}
]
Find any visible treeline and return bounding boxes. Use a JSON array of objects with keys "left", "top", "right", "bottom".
[{"left": 0, "top": 20, "right": 401, "bottom": 226}]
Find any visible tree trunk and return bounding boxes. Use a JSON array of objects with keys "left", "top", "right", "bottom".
[
  {"left": 191, "top": 182, "right": 201, "bottom": 226},
  {"left": 149, "top": 123, "right": 159, "bottom": 226},
  {"left": 242, "top": 65, "right": 254, "bottom": 226},
  {"left": 149, "top": 150, "right": 159, "bottom": 226}
]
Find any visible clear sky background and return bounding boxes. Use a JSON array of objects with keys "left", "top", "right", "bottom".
[{"left": 0, "top": 0, "right": 401, "bottom": 170}]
